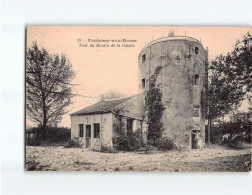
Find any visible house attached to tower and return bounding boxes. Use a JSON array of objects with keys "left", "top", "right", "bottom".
[{"left": 71, "top": 36, "right": 208, "bottom": 150}]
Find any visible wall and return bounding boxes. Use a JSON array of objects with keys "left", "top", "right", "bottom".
[
  {"left": 112, "top": 114, "right": 142, "bottom": 136},
  {"left": 114, "top": 93, "right": 145, "bottom": 120},
  {"left": 138, "top": 38, "right": 207, "bottom": 149},
  {"left": 112, "top": 93, "right": 145, "bottom": 139},
  {"left": 132, "top": 120, "right": 142, "bottom": 132},
  {"left": 71, "top": 113, "right": 113, "bottom": 148}
]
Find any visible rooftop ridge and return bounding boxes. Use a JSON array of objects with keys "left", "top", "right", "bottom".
[
  {"left": 140, "top": 35, "right": 203, "bottom": 54},
  {"left": 70, "top": 92, "right": 147, "bottom": 116},
  {"left": 101, "top": 92, "right": 145, "bottom": 101}
]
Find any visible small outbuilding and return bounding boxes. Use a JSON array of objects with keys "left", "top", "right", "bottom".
[
  {"left": 70, "top": 93, "right": 145, "bottom": 150},
  {"left": 71, "top": 36, "right": 207, "bottom": 150}
]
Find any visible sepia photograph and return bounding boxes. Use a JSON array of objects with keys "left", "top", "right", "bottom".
[{"left": 25, "top": 26, "right": 251, "bottom": 172}]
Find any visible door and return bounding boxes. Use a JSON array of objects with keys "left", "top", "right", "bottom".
[
  {"left": 191, "top": 130, "right": 201, "bottom": 149},
  {"left": 191, "top": 130, "right": 197, "bottom": 149},
  {"left": 86, "top": 125, "right": 91, "bottom": 148}
]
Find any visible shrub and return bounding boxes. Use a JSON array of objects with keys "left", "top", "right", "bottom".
[
  {"left": 26, "top": 126, "right": 71, "bottom": 144},
  {"left": 128, "top": 129, "right": 145, "bottom": 151},
  {"left": 113, "top": 129, "right": 144, "bottom": 151},
  {"left": 156, "top": 137, "right": 175, "bottom": 151},
  {"left": 144, "top": 139, "right": 154, "bottom": 154},
  {"left": 47, "top": 127, "right": 71, "bottom": 142},
  {"left": 100, "top": 145, "right": 117, "bottom": 153},
  {"left": 210, "top": 119, "right": 251, "bottom": 148},
  {"left": 222, "top": 136, "right": 243, "bottom": 148},
  {"left": 64, "top": 139, "right": 81, "bottom": 148},
  {"left": 26, "top": 127, "right": 41, "bottom": 146}
]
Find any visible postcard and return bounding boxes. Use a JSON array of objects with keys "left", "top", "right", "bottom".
[{"left": 25, "top": 26, "right": 251, "bottom": 172}]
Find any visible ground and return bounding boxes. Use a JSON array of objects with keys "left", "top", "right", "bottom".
[{"left": 26, "top": 143, "right": 251, "bottom": 172}]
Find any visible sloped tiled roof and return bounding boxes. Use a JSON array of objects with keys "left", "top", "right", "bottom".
[{"left": 70, "top": 97, "right": 132, "bottom": 116}]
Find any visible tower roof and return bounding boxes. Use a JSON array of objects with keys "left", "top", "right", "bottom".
[{"left": 141, "top": 36, "right": 203, "bottom": 52}]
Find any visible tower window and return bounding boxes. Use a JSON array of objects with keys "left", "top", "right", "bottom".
[
  {"left": 194, "top": 74, "right": 200, "bottom": 86},
  {"left": 195, "top": 47, "right": 199, "bottom": 54},
  {"left": 142, "top": 54, "right": 146, "bottom": 63},
  {"left": 142, "top": 78, "right": 145, "bottom": 89}
]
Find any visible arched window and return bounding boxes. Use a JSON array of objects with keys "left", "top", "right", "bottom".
[{"left": 194, "top": 74, "right": 199, "bottom": 86}]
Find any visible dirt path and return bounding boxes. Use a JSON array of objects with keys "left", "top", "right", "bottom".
[{"left": 26, "top": 144, "right": 251, "bottom": 172}]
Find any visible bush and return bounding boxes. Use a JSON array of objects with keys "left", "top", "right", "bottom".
[
  {"left": 210, "top": 119, "right": 251, "bottom": 148},
  {"left": 47, "top": 127, "right": 71, "bottom": 142},
  {"left": 144, "top": 139, "right": 154, "bottom": 154},
  {"left": 156, "top": 137, "right": 175, "bottom": 151},
  {"left": 222, "top": 135, "right": 243, "bottom": 148},
  {"left": 113, "top": 129, "right": 144, "bottom": 151},
  {"left": 100, "top": 146, "right": 117, "bottom": 153},
  {"left": 26, "top": 126, "right": 71, "bottom": 144},
  {"left": 26, "top": 127, "right": 41, "bottom": 146},
  {"left": 64, "top": 139, "right": 81, "bottom": 148}
]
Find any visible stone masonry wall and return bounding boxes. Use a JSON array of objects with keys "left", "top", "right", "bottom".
[{"left": 138, "top": 38, "right": 207, "bottom": 149}]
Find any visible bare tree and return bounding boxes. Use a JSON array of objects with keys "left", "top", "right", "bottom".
[
  {"left": 26, "top": 42, "right": 76, "bottom": 140},
  {"left": 100, "top": 90, "right": 126, "bottom": 100}
]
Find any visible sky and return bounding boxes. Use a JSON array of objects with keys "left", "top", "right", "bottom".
[{"left": 26, "top": 26, "right": 251, "bottom": 127}]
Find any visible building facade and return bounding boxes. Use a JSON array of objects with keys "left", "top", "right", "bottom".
[{"left": 71, "top": 36, "right": 208, "bottom": 150}]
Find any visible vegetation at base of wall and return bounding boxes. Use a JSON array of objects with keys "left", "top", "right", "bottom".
[
  {"left": 64, "top": 139, "right": 81, "bottom": 148},
  {"left": 144, "top": 139, "right": 154, "bottom": 154},
  {"left": 112, "top": 113, "right": 145, "bottom": 151},
  {"left": 210, "top": 117, "right": 251, "bottom": 148},
  {"left": 113, "top": 129, "right": 144, "bottom": 151},
  {"left": 145, "top": 66, "right": 166, "bottom": 145},
  {"left": 156, "top": 137, "right": 176, "bottom": 151},
  {"left": 100, "top": 145, "right": 117, "bottom": 153},
  {"left": 26, "top": 127, "right": 41, "bottom": 146}
]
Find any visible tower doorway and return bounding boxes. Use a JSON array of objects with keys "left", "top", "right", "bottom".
[{"left": 191, "top": 130, "right": 202, "bottom": 149}]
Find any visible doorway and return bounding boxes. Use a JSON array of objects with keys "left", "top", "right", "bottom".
[
  {"left": 191, "top": 130, "right": 198, "bottom": 149},
  {"left": 86, "top": 125, "right": 91, "bottom": 148},
  {"left": 191, "top": 130, "right": 201, "bottom": 149}
]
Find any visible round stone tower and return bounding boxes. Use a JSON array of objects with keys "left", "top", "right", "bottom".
[{"left": 138, "top": 36, "right": 208, "bottom": 149}]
